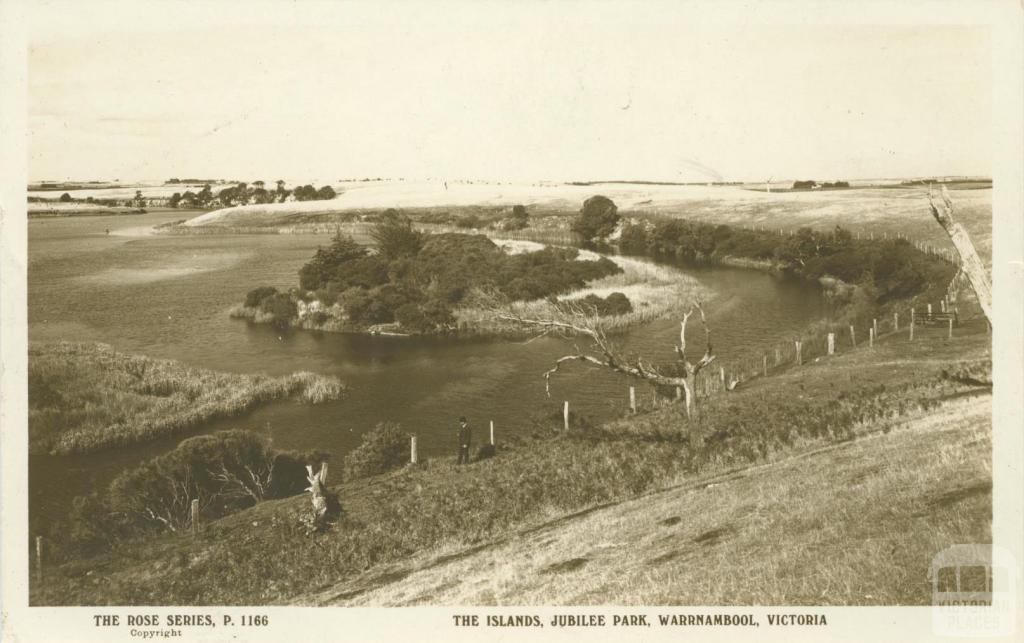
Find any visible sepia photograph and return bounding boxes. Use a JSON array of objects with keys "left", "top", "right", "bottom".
[{"left": 1, "top": 1, "right": 1022, "bottom": 641}]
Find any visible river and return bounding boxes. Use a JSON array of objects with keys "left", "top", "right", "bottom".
[{"left": 27, "top": 211, "right": 825, "bottom": 532}]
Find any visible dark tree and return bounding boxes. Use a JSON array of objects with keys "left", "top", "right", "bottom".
[
  {"left": 571, "top": 195, "right": 621, "bottom": 242},
  {"left": 299, "top": 230, "right": 368, "bottom": 291},
  {"left": 370, "top": 209, "right": 424, "bottom": 259}
]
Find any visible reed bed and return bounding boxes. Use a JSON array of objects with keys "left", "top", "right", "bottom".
[{"left": 29, "top": 342, "right": 346, "bottom": 455}]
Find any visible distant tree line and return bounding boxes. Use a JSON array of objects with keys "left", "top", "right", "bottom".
[
  {"left": 791, "top": 180, "right": 850, "bottom": 190},
  {"left": 168, "top": 180, "right": 337, "bottom": 209}
]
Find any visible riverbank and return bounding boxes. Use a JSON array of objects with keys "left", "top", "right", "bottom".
[
  {"left": 31, "top": 319, "right": 991, "bottom": 605},
  {"left": 28, "top": 342, "right": 346, "bottom": 455}
]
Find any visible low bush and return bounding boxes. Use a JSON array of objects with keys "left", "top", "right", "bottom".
[
  {"left": 259, "top": 293, "right": 298, "bottom": 329},
  {"left": 343, "top": 422, "right": 410, "bottom": 480},
  {"left": 61, "top": 430, "right": 329, "bottom": 556},
  {"left": 244, "top": 286, "right": 278, "bottom": 308},
  {"left": 576, "top": 292, "right": 633, "bottom": 316}
]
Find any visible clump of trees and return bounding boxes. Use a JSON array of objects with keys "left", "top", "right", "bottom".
[
  {"left": 572, "top": 195, "right": 621, "bottom": 242},
  {"left": 619, "top": 220, "right": 956, "bottom": 306},
  {"left": 791, "top": 180, "right": 849, "bottom": 190},
  {"left": 169, "top": 180, "right": 337, "bottom": 209},
  {"left": 244, "top": 212, "right": 623, "bottom": 333}
]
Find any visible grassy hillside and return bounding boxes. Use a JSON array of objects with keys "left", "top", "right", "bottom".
[
  {"left": 317, "top": 395, "right": 990, "bottom": 606},
  {"left": 29, "top": 342, "right": 345, "bottom": 455},
  {"left": 31, "top": 320, "right": 990, "bottom": 606}
]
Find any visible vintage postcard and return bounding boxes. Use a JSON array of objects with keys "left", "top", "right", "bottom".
[{"left": 1, "top": 1, "right": 1021, "bottom": 641}]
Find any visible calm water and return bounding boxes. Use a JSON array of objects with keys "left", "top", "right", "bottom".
[{"left": 28, "top": 212, "right": 824, "bottom": 531}]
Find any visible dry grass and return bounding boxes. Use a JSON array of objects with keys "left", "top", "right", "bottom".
[{"left": 334, "top": 395, "right": 991, "bottom": 606}]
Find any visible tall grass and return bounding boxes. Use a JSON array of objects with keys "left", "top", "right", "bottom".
[{"left": 29, "top": 342, "right": 346, "bottom": 455}]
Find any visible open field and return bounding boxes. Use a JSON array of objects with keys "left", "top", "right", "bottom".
[
  {"left": 27, "top": 183, "right": 232, "bottom": 201},
  {"left": 27, "top": 202, "right": 145, "bottom": 217},
  {"left": 31, "top": 317, "right": 990, "bottom": 606},
  {"left": 28, "top": 342, "right": 346, "bottom": 455},
  {"left": 176, "top": 180, "right": 991, "bottom": 263}
]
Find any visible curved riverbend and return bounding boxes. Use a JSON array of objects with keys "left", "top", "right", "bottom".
[{"left": 28, "top": 212, "right": 824, "bottom": 530}]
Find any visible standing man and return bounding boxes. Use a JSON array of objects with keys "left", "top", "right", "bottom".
[{"left": 457, "top": 416, "right": 471, "bottom": 465}]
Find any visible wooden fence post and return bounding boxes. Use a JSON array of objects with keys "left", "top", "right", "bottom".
[
  {"left": 410, "top": 435, "right": 418, "bottom": 465},
  {"left": 795, "top": 340, "right": 802, "bottom": 365},
  {"left": 35, "top": 536, "right": 42, "bottom": 584},
  {"left": 910, "top": 320, "right": 915, "bottom": 341},
  {"left": 563, "top": 401, "right": 570, "bottom": 431},
  {"left": 774, "top": 347, "right": 781, "bottom": 365},
  {"left": 948, "top": 318, "right": 953, "bottom": 340},
  {"left": 869, "top": 327, "right": 875, "bottom": 348},
  {"left": 911, "top": 307, "right": 916, "bottom": 326},
  {"left": 849, "top": 325, "right": 856, "bottom": 347},
  {"left": 894, "top": 312, "right": 899, "bottom": 331},
  {"left": 489, "top": 420, "right": 495, "bottom": 446},
  {"left": 191, "top": 498, "right": 199, "bottom": 536},
  {"left": 927, "top": 303, "right": 933, "bottom": 318},
  {"left": 827, "top": 333, "right": 835, "bottom": 355},
  {"left": 873, "top": 318, "right": 878, "bottom": 338},
  {"left": 762, "top": 354, "right": 768, "bottom": 376},
  {"left": 629, "top": 386, "right": 636, "bottom": 414},
  {"left": 719, "top": 366, "right": 725, "bottom": 384}
]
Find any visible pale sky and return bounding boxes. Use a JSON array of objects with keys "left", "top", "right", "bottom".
[{"left": 28, "top": 2, "right": 992, "bottom": 184}]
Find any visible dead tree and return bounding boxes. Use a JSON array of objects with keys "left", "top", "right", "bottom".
[
  {"left": 928, "top": 186, "right": 992, "bottom": 326},
  {"left": 302, "top": 463, "right": 338, "bottom": 533},
  {"left": 481, "top": 293, "right": 716, "bottom": 439}
]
